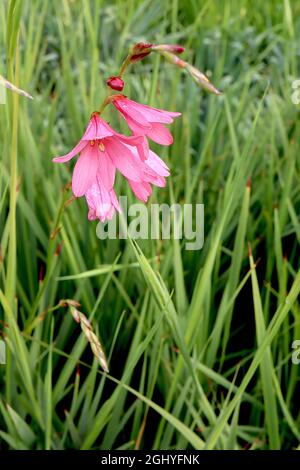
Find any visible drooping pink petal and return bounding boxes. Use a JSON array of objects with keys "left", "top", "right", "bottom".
[
  {"left": 136, "top": 137, "right": 149, "bottom": 161},
  {"left": 104, "top": 205, "right": 116, "bottom": 221},
  {"left": 98, "top": 150, "right": 116, "bottom": 190},
  {"left": 146, "top": 149, "right": 170, "bottom": 176},
  {"left": 121, "top": 137, "right": 149, "bottom": 162},
  {"left": 105, "top": 138, "right": 143, "bottom": 182},
  {"left": 153, "top": 176, "right": 166, "bottom": 187},
  {"left": 109, "top": 188, "right": 121, "bottom": 212},
  {"left": 146, "top": 122, "right": 174, "bottom": 145},
  {"left": 112, "top": 96, "right": 180, "bottom": 146},
  {"left": 121, "top": 97, "right": 181, "bottom": 123},
  {"left": 118, "top": 113, "right": 147, "bottom": 135},
  {"left": 52, "top": 140, "right": 87, "bottom": 163},
  {"left": 115, "top": 133, "right": 144, "bottom": 147},
  {"left": 86, "top": 177, "right": 120, "bottom": 222},
  {"left": 113, "top": 98, "right": 151, "bottom": 129},
  {"left": 86, "top": 185, "right": 107, "bottom": 221},
  {"left": 53, "top": 115, "right": 116, "bottom": 163},
  {"left": 117, "top": 133, "right": 149, "bottom": 161},
  {"left": 82, "top": 114, "right": 115, "bottom": 141},
  {"left": 72, "top": 144, "right": 99, "bottom": 197},
  {"left": 142, "top": 165, "right": 167, "bottom": 187},
  {"left": 120, "top": 141, "right": 168, "bottom": 188},
  {"left": 128, "top": 181, "right": 152, "bottom": 202}
]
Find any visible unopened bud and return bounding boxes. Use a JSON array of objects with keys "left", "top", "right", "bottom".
[
  {"left": 186, "top": 64, "right": 222, "bottom": 96},
  {"left": 132, "top": 42, "right": 153, "bottom": 52},
  {"left": 155, "top": 50, "right": 187, "bottom": 68},
  {"left": 152, "top": 44, "right": 185, "bottom": 54},
  {"left": 130, "top": 42, "right": 153, "bottom": 63},
  {"left": 106, "top": 76, "right": 124, "bottom": 91},
  {"left": 59, "top": 299, "right": 81, "bottom": 308},
  {"left": 69, "top": 307, "right": 109, "bottom": 373}
]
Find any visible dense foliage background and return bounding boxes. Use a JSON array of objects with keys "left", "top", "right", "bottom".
[{"left": 0, "top": 0, "right": 300, "bottom": 450}]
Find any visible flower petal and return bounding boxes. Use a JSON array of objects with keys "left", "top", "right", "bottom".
[
  {"left": 147, "top": 123, "right": 174, "bottom": 145},
  {"left": 120, "top": 114, "right": 148, "bottom": 135},
  {"left": 115, "top": 133, "right": 144, "bottom": 147},
  {"left": 136, "top": 137, "right": 149, "bottom": 161},
  {"left": 86, "top": 179, "right": 120, "bottom": 222},
  {"left": 146, "top": 149, "right": 170, "bottom": 176},
  {"left": 123, "top": 98, "right": 181, "bottom": 123},
  {"left": 98, "top": 150, "right": 116, "bottom": 190},
  {"left": 82, "top": 115, "right": 115, "bottom": 141},
  {"left": 129, "top": 181, "right": 152, "bottom": 202},
  {"left": 53, "top": 140, "right": 87, "bottom": 163},
  {"left": 113, "top": 98, "right": 151, "bottom": 129},
  {"left": 72, "top": 144, "right": 99, "bottom": 197},
  {"left": 120, "top": 138, "right": 149, "bottom": 162},
  {"left": 151, "top": 175, "right": 167, "bottom": 187},
  {"left": 109, "top": 189, "right": 121, "bottom": 212},
  {"left": 86, "top": 183, "right": 110, "bottom": 221},
  {"left": 105, "top": 138, "right": 143, "bottom": 182}
]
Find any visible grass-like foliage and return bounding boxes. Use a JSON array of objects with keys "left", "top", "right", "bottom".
[{"left": 0, "top": 0, "right": 300, "bottom": 450}]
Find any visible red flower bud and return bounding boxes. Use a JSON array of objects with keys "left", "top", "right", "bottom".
[
  {"left": 130, "top": 52, "right": 151, "bottom": 63},
  {"left": 130, "top": 42, "right": 153, "bottom": 63},
  {"left": 106, "top": 76, "right": 124, "bottom": 91},
  {"left": 152, "top": 44, "right": 185, "bottom": 54},
  {"left": 171, "top": 45, "right": 185, "bottom": 54},
  {"left": 132, "top": 42, "right": 153, "bottom": 52}
]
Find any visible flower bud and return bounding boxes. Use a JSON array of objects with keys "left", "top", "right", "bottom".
[
  {"left": 106, "top": 76, "right": 124, "bottom": 91},
  {"left": 132, "top": 42, "right": 153, "bottom": 52},
  {"left": 152, "top": 44, "right": 185, "bottom": 54},
  {"left": 186, "top": 64, "right": 222, "bottom": 95},
  {"left": 155, "top": 50, "right": 187, "bottom": 68},
  {"left": 130, "top": 42, "right": 153, "bottom": 63}
]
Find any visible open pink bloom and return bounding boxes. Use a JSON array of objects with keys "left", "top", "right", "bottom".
[
  {"left": 53, "top": 113, "right": 171, "bottom": 220},
  {"left": 111, "top": 95, "right": 181, "bottom": 146},
  {"left": 85, "top": 180, "right": 120, "bottom": 222},
  {"left": 123, "top": 140, "right": 170, "bottom": 202}
]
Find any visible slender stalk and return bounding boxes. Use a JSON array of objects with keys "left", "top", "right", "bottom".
[
  {"left": 24, "top": 188, "right": 71, "bottom": 331},
  {"left": 4, "top": 41, "right": 20, "bottom": 405},
  {"left": 5, "top": 47, "right": 20, "bottom": 309},
  {"left": 97, "top": 50, "right": 133, "bottom": 114}
]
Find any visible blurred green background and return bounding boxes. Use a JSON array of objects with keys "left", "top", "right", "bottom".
[{"left": 0, "top": 0, "right": 300, "bottom": 450}]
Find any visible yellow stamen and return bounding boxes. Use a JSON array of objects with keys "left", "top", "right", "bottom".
[
  {"left": 90, "top": 140, "right": 95, "bottom": 146},
  {"left": 99, "top": 142, "right": 105, "bottom": 152}
]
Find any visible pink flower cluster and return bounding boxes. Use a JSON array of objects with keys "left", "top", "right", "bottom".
[{"left": 53, "top": 95, "right": 180, "bottom": 222}]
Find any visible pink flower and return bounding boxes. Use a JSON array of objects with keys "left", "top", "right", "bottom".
[
  {"left": 111, "top": 95, "right": 181, "bottom": 146},
  {"left": 53, "top": 113, "right": 171, "bottom": 220},
  {"left": 123, "top": 141, "right": 170, "bottom": 202},
  {"left": 85, "top": 180, "right": 120, "bottom": 222}
]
